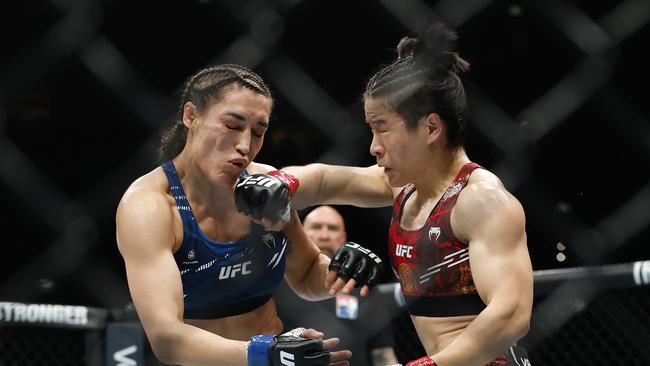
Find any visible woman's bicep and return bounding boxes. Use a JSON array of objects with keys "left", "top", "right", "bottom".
[
  {"left": 125, "top": 248, "right": 184, "bottom": 324},
  {"left": 463, "top": 192, "right": 533, "bottom": 310},
  {"left": 116, "top": 195, "right": 185, "bottom": 331}
]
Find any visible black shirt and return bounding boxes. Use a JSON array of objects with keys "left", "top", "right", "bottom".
[{"left": 274, "top": 281, "right": 404, "bottom": 366}]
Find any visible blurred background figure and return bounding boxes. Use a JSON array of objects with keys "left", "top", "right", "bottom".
[
  {"left": 275, "top": 205, "right": 403, "bottom": 366},
  {"left": 303, "top": 206, "right": 348, "bottom": 260}
]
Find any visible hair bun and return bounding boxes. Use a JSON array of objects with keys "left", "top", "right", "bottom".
[
  {"left": 410, "top": 23, "right": 470, "bottom": 74},
  {"left": 396, "top": 36, "right": 417, "bottom": 60}
]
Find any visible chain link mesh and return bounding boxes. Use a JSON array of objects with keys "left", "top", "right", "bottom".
[
  {"left": 530, "top": 288, "right": 650, "bottom": 365},
  {"left": 0, "top": 327, "right": 88, "bottom": 366}
]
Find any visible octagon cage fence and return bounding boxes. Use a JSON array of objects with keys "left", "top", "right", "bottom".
[{"left": 1, "top": 0, "right": 649, "bottom": 365}]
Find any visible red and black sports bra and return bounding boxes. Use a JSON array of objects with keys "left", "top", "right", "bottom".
[{"left": 388, "top": 162, "right": 487, "bottom": 317}]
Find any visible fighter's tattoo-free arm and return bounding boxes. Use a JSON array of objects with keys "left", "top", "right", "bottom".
[{"left": 429, "top": 184, "right": 533, "bottom": 366}]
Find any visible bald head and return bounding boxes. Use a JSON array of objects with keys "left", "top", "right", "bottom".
[{"left": 303, "top": 206, "right": 347, "bottom": 258}]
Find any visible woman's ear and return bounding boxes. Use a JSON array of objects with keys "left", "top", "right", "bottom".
[
  {"left": 425, "top": 112, "right": 444, "bottom": 143},
  {"left": 182, "top": 102, "right": 198, "bottom": 128}
]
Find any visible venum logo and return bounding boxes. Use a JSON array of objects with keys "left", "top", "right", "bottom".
[
  {"left": 262, "top": 233, "right": 276, "bottom": 249},
  {"left": 218, "top": 261, "right": 252, "bottom": 279},
  {"left": 428, "top": 227, "right": 441, "bottom": 242}
]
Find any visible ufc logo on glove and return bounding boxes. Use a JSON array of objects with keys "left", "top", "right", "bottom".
[{"left": 236, "top": 175, "right": 282, "bottom": 188}]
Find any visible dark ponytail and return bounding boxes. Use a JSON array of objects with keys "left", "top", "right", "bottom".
[
  {"left": 157, "top": 64, "right": 273, "bottom": 164},
  {"left": 365, "top": 23, "right": 470, "bottom": 148}
]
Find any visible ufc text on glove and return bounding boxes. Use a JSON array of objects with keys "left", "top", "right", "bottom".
[
  {"left": 234, "top": 171, "right": 300, "bottom": 224},
  {"left": 328, "top": 242, "right": 384, "bottom": 289}
]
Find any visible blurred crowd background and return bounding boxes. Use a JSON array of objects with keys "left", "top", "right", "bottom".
[{"left": 1, "top": 0, "right": 649, "bottom": 364}]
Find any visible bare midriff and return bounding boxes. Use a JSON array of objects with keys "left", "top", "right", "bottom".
[
  {"left": 411, "top": 313, "right": 477, "bottom": 355},
  {"left": 184, "top": 298, "right": 283, "bottom": 341}
]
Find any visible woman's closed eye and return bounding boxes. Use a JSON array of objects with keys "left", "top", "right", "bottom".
[{"left": 225, "top": 122, "right": 242, "bottom": 131}]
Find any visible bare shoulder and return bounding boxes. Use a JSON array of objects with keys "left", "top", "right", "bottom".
[
  {"left": 118, "top": 168, "right": 171, "bottom": 215},
  {"left": 116, "top": 168, "right": 176, "bottom": 252},
  {"left": 454, "top": 169, "right": 525, "bottom": 233}
]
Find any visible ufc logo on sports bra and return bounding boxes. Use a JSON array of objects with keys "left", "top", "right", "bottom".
[
  {"left": 236, "top": 175, "right": 280, "bottom": 188},
  {"left": 395, "top": 244, "right": 413, "bottom": 258},
  {"left": 219, "top": 261, "right": 252, "bottom": 279}
]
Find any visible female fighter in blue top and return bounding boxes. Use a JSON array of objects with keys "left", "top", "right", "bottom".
[{"left": 116, "top": 64, "right": 380, "bottom": 366}]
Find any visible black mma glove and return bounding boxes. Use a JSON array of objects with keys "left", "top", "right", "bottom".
[
  {"left": 328, "top": 242, "right": 384, "bottom": 289},
  {"left": 247, "top": 328, "right": 330, "bottom": 366},
  {"left": 235, "top": 170, "right": 300, "bottom": 224}
]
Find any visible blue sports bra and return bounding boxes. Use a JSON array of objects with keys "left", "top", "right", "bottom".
[{"left": 162, "top": 161, "right": 288, "bottom": 319}]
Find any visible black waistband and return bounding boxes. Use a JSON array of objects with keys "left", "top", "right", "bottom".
[
  {"left": 184, "top": 294, "right": 272, "bottom": 319},
  {"left": 405, "top": 293, "right": 486, "bottom": 317}
]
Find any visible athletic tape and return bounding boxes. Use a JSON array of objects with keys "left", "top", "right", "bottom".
[{"left": 248, "top": 335, "right": 274, "bottom": 366}]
